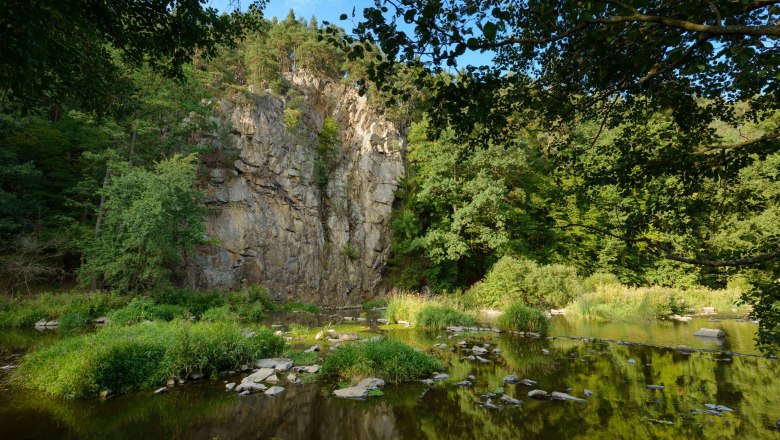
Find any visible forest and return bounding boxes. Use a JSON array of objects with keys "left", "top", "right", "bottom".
[{"left": 1, "top": 3, "right": 780, "bottom": 437}]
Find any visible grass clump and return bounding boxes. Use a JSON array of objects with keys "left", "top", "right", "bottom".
[
  {"left": 362, "top": 298, "right": 388, "bottom": 310},
  {"left": 200, "top": 305, "right": 238, "bottom": 322},
  {"left": 385, "top": 294, "right": 427, "bottom": 323},
  {"left": 283, "top": 349, "right": 319, "bottom": 366},
  {"left": 495, "top": 303, "right": 550, "bottom": 335},
  {"left": 281, "top": 301, "right": 320, "bottom": 314},
  {"left": 567, "top": 282, "right": 748, "bottom": 321},
  {"left": 0, "top": 292, "right": 127, "bottom": 329},
  {"left": 415, "top": 305, "right": 478, "bottom": 330},
  {"left": 321, "top": 338, "right": 441, "bottom": 384},
  {"left": 466, "top": 256, "right": 582, "bottom": 309},
  {"left": 106, "top": 297, "right": 187, "bottom": 326},
  {"left": 12, "top": 320, "right": 284, "bottom": 399}
]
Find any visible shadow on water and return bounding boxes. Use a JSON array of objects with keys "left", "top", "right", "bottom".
[{"left": 1, "top": 317, "right": 780, "bottom": 439}]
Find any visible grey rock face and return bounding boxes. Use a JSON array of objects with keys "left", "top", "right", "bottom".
[{"left": 187, "top": 72, "right": 406, "bottom": 304}]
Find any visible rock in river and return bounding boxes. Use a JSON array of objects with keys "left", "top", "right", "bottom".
[
  {"left": 264, "top": 386, "right": 285, "bottom": 396},
  {"left": 694, "top": 328, "right": 725, "bottom": 338},
  {"left": 242, "top": 368, "right": 276, "bottom": 384},
  {"left": 520, "top": 379, "right": 537, "bottom": 387},
  {"left": 304, "top": 344, "right": 320, "bottom": 353},
  {"left": 551, "top": 391, "right": 587, "bottom": 403},
  {"left": 334, "top": 386, "right": 368, "bottom": 399},
  {"left": 500, "top": 395, "right": 522, "bottom": 406},
  {"left": 433, "top": 373, "right": 449, "bottom": 381},
  {"left": 255, "top": 358, "right": 293, "bottom": 371},
  {"left": 528, "top": 390, "right": 549, "bottom": 399},
  {"left": 358, "top": 378, "right": 385, "bottom": 389},
  {"left": 504, "top": 375, "right": 520, "bottom": 384},
  {"left": 584, "top": 389, "right": 595, "bottom": 397},
  {"left": 455, "top": 380, "right": 473, "bottom": 388},
  {"left": 646, "top": 384, "right": 665, "bottom": 390},
  {"left": 236, "top": 382, "right": 267, "bottom": 393}
]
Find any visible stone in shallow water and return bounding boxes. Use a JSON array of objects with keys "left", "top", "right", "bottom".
[
  {"left": 242, "top": 368, "right": 275, "bottom": 384},
  {"left": 315, "top": 331, "right": 324, "bottom": 340},
  {"left": 154, "top": 387, "right": 168, "bottom": 395},
  {"left": 628, "top": 359, "right": 636, "bottom": 364},
  {"left": 358, "top": 378, "right": 385, "bottom": 389},
  {"left": 500, "top": 395, "right": 522, "bottom": 406},
  {"left": 433, "top": 373, "right": 449, "bottom": 381},
  {"left": 334, "top": 386, "right": 368, "bottom": 399},
  {"left": 265, "top": 374, "right": 279, "bottom": 384},
  {"left": 304, "top": 344, "right": 320, "bottom": 353},
  {"left": 694, "top": 328, "right": 725, "bottom": 338},
  {"left": 646, "top": 384, "right": 665, "bottom": 390},
  {"left": 225, "top": 383, "right": 236, "bottom": 391},
  {"left": 704, "top": 403, "right": 734, "bottom": 412},
  {"left": 455, "top": 380, "right": 473, "bottom": 387},
  {"left": 584, "top": 389, "right": 595, "bottom": 397},
  {"left": 504, "top": 375, "right": 519, "bottom": 384},
  {"left": 235, "top": 382, "right": 267, "bottom": 393},
  {"left": 265, "top": 386, "right": 284, "bottom": 396},
  {"left": 339, "top": 333, "right": 360, "bottom": 341},
  {"left": 541, "top": 349, "right": 550, "bottom": 355},
  {"left": 551, "top": 391, "right": 587, "bottom": 403},
  {"left": 377, "top": 319, "right": 390, "bottom": 324},
  {"left": 420, "top": 379, "right": 435, "bottom": 387},
  {"left": 528, "top": 390, "right": 548, "bottom": 399},
  {"left": 307, "top": 365, "right": 320, "bottom": 373},
  {"left": 471, "top": 346, "right": 488, "bottom": 355},
  {"left": 287, "top": 374, "right": 300, "bottom": 384},
  {"left": 520, "top": 379, "right": 537, "bottom": 387}
]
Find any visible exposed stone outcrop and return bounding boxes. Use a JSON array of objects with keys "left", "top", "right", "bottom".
[{"left": 187, "top": 72, "right": 405, "bottom": 304}]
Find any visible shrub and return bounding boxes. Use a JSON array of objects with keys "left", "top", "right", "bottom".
[
  {"left": 106, "top": 298, "right": 187, "bottom": 326},
  {"left": 582, "top": 273, "right": 621, "bottom": 292},
  {"left": 496, "top": 303, "right": 550, "bottom": 334},
  {"left": 467, "top": 256, "right": 581, "bottom": 309},
  {"left": 415, "top": 305, "right": 478, "bottom": 330},
  {"left": 12, "top": 320, "right": 284, "bottom": 398},
  {"left": 321, "top": 338, "right": 441, "bottom": 384}
]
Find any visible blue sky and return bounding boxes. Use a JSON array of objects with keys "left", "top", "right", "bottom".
[{"left": 209, "top": 0, "right": 493, "bottom": 69}]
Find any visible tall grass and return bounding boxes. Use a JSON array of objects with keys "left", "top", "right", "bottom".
[
  {"left": 321, "top": 338, "right": 441, "bottom": 384},
  {"left": 415, "top": 305, "right": 479, "bottom": 330},
  {"left": 0, "top": 292, "right": 127, "bottom": 329},
  {"left": 385, "top": 294, "right": 428, "bottom": 323},
  {"left": 495, "top": 303, "right": 550, "bottom": 334},
  {"left": 568, "top": 282, "right": 748, "bottom": 321},
  {"left": 12, "top": 320, "right": 284, "bottom": 399}
]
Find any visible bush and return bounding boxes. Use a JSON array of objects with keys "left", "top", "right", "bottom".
[
  {"left": 12, "top": 320, "right": 284, "bottom": 398},
  {"left": 321, "top": 338, "right": 441, "bottom": 384},
  {"left": 467, "top": 256, "right": 582, "bottom": 309},
  {"left": 582, "top": 273, "right": 621, "bottom": 293},
  {"left": 415, "top": 305, "right": 478, "bottom": 330},
  {"left": 496, "top": 303, "right": 550, "bottom": 334}
]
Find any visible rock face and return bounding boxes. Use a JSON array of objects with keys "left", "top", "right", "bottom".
[{"left": 187, "top": 72, "right": 406, "bottom": 304}]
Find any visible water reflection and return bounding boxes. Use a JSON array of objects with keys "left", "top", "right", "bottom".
[{"left": 1, "top": 317, "right": 779, "bottom": 439}]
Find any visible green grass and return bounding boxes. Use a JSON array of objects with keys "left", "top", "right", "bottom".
[
  {"left": 12, "top": 320, "right": 284, "bottom": 399},
  {"left": 321, "top": 338, "right": 441, "bottom": 384},
  {"left": 495, "top": 303, "right": 550, "bottom": 335},
  {"left": 567, "top": 283, "right": 748, "bottom": 322},
  {"left": 280, "top": 301, "right": 320, "bottom": 314},
  {"left": 362, "top": 298, "right": 389, "bottom": 310},
  {"left": 0, "top": 292, "right": 128, "bottom": 329},
  {"left": 283, "top": 349, "right": 319, "bottom": 366},
  {"left": 385, "top": 294, "right": 428, "bottom": 323},
  {"left": 415, "top": 305, "right": 479, "bottom": 330},
  {"left": 106, "top": 297, "right": 188, "bottom": 326}
]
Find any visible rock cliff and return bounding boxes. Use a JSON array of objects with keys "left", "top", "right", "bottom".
[{"left": 187, "top": 73, "right": 405, "bottom": 304}]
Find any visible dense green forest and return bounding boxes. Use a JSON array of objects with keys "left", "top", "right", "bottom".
[{"left": 1, "top": 1, "right": 778, "bottom": 350}]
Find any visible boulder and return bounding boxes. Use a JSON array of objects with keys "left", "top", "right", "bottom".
[
  {"left": 189, "top": 373, "right": 204, "bottom": 380},
  {"left": 334, "top": 386, "right": 368, "bottom": 399},
  {"left": 500, "top": 395, "right": 522, "bottom": 405},
  {"left": 45, "top": 320, "right": 59, "bottom": 328},
  {"left": 694, "top": 328, "right": 725, "bottom": 338},
  {"left": 476, "top": 356, "right": 490, "bottom": 363},
  {"left": 528, "top": 390, "right": 549, "bottom": 399},
  {"left": 358, "top": 378, "right": 385, "bottom": 389},
  {"left": 326, "top": 329, "right": 339, "bottom": 338},
  {"left": 457, "top": 340, "right": 468, "bottom": 347},
  {"left": 225, "top": 383, "right": 236, "bottom": 391},
  {"left": 339, "top": 333, "right": 360, "bottom": 341},
  {"left": 315, "top": 331, "right": 324, "bottom": 340},
  {"left": 420, "top": 379, "right": 435, "bottom": 387},
  {"left": 520, "top": 379, "right": 537, "bottom": 387},
  {"left": 287, "top": 374, "right": 300, "bottom": 384},
  {"left": 166, "top": 379, "right": 175, "bottom": 387},
  {"left": 307, "top": 365, "right": 320, "bottom": 373},
  {"left": 265, "top": 374, "right": 279, "bottom": 384},
  {"left": 504, "top": 375, "right": 520, "bottom": 384},
  {"left": 704, "top": 403, "right": 734, "bottom": 412},
  {"left": 447, "top": 326, "right": 464, "bottom": 332},
  {"left": 242, "top": 368, "right": 275, "bottom": 384},
  {"left": 235, "top": 382, "right": 267, "bottom": 393},
  {"left": 397, "top": 320, "right": 411, "bottom": 326},
  {"left": 551, "top": 391, "right": 587, "bottom": 403},
  {"left": 93, "top": 316, "right": 109, "bottom": 324},
  {"left": 154, "top": 387, "right": 168, "bottom": 395},
  {"left": 304, "top": 344, "right": 321, "bottom": 353},
  {"left": 433, "top": 373, "right": 449, "bottom": 381},
  {"left": 701, "top": 306, "right": 716, "bottom": 315},
  {"left": 274, "top": 330, "right": 283, "bottom": 336},
  {"left": 264, "top": 386, "right": 285, "bottom": 396},
  {"left": 455, "top": 380, "right": 473, "bottom": 387}
]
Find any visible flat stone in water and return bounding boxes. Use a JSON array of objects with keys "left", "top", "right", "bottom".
[
  {"left": 307, "top": 365, "right": 320, "bottom": 373},
  {"left": 304, "top": 344, "right": 320, "bottom": 353},
  {"left": 358, "top": 378, "right": 385, "bottom": 389},
  {"left": 504, "top": 375, "right": 520, "bottom": 384},
  {"left": 154, "top": 387, "right": 168, "bottom": 395},
  {"left": 520, "top": 379, "right": 537, "bottom": 387},
  {"left": 455, "top": 380, "right": 472, "bottom": 387},
  {"left": 528, "top": 390, "right": 548, "bottom": 399},
  {"left": 551, "top": 391, "right": 587, "bottom": 403},
  {"left": 334, "top": 386, "right": 368, "bottom": 399},
  {"left": 376, "top": 319, "right": 390, "bottom": 324},
  {"left": 704, "top": 403, "right": 734, "bottom": 412},
  {"left": 225, "top": 383, "right": 236, "bottom": 391},
  {"left": 264, "top": 386, "right": 284, "bottom": 396},
  {"left": 694, "top": 328, "right": 725, "bottom": 338},
  {"left": 433, "top": 373, "right": 449, "bottom": 381},
  {"left": 646, "top": 384, "right": 665, "bottom": 390},
  {"left": 235, "top": 382, "right": 267, "bottom": 393},
  {"left": 541, "top": 349, "right": 550, "bottom": 355},
  {"left": 287, "top": 374, "right": 300, "bottom": 384},
  {"left": 500, "top": 395, "right": 522, "bottom": 405},
  {"left": 242, "top": 368, "right": 275, "bottom": 384},
  {"left": 584, "top": 389, "right": 595, "bottom": 397}
]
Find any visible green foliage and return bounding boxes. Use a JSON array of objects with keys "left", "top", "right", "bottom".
[
  {"left": 79, "top": 155, "right": 205, "bottom": 292},
  {"left": 314, "top": 116, "right": 341, "bottom": 190},
  {"left": 568, "top": 282, "right": 747, "bottom": 322},
  {"left": 281, "top": 301, "right": 320, "bottom": 314},
  {"left": 362, "top": 298, "right": 389, "bottom": 310},
  {"left": 495, "top": 303, "right": 550, "bottom": 335},
  {"left": 106, "top": 297, "right": 187, "bottom": 326},
  {"left": 283, "top": 349, "right": 319, "bottom": 366},
  {"left": 321, "top": 338, "right": 441, "bottom": 384},
  {"left": 200, "top": 305, "right": 238, "bottom": 323},
  {"left": 415, "top": 305, "right": 478, "bottom": 330},
  {"left": 467, "top": 256, "right": 582, "bottom": 309},
  {"left": 283, "top": 108, "right": 302, "bottom": 131},
  {"left": 385, "top": 295, "right": 428, "bottom": 324},
  {"left": 12, "top": 320, "right": 284, "bottom": 399},
  {"left": 0, "top": 292, "right": 127, "bottom": 329}
]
